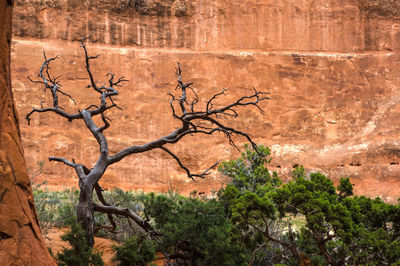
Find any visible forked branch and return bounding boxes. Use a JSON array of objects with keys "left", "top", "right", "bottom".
[
  {"left": 108, "top": 63, "right": 269, "bottom": 165},
  {"left": 48, "top": 156, "right": 87, "bottom": 180},
  {"left": 26, "top": 38, "right": 124, "bottom": 126},
  {"left": 27, "top": 38, "right": 269, "bottom": 248}
]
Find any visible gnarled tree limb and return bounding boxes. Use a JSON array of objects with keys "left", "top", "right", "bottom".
[
  {"left": 27, "top": 37, "right": 269, "bottom": 247},
  {"left": 93, "top": 203, "right": 159, "bottom": 237}
]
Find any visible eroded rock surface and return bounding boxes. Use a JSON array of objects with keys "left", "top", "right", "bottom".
[
  {"left": 0, "top": 0, "right": 54, "bottom": 264},
  {"left": 11, "top": 0, "right": 400, "bottom": 201}
]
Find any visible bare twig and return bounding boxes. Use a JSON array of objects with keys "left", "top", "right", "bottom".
[
  {"left": 27, "top": 38, "right": 269, "bottom": 247},
  {"left": 160, "top": 146, "right": 219, "bottom": 180}
]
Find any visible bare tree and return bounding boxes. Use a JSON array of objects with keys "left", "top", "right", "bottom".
[{"left": 26, "top": 37, "right": 269, "bottom": 247}]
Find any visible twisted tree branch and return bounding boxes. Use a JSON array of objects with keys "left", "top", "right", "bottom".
[
  {"left": 27, "top": 38, "right": 270, "bottom": 247},
  {"left": 93, "top": 203, "right": 159, "bottom": 237}
]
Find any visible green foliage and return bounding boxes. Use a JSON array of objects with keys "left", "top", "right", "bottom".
[
  {"left": 218, "top": 144, "right": 281, "bottom": 193},
  {"left": 291, "top": 165, "right": 306, "bottom": 179},
  {"left": 337, "top": 177, "right": 353, "bottom": 200},
  {"left": 33, "top": 186, "right": 248, "bottom": 265},
  {"left": 33, "top": 188, "right": 79, "bottom": 230},
  {"left": 218, "top": 145, "right": 287, "bottom": 264},
  {"left": 142, "top": 191, "right": 248, "bottom": 265},
  {"left": 219, "top": 145, "right": 400, "bottom": 265},
  {"left": 112, "top": 236, "right": 156, "bottom": 266},
  {"left": 274, "top": 172, "right": 400, "bottom": 264},
  {"left": 33, "top": 145, "right": 400, "bottom": 265},
  {"left": 56, "top": 217, "right": 104, "bottom": 266}
]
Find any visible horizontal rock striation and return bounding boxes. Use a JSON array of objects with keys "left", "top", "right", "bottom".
[
  {"left": 13, "top": 0, "right": 400, "bottom": 52},
  {"left": 11, "top": 0, "right": 400, "bottom": 201}
]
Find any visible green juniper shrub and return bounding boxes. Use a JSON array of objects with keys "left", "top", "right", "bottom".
[
  {"left": 142, "top": 191, "right": 248, "bottom": 266},
  {"left": 219, "top": 145, "right": 400, "bottom": 265},
  {"left": 337, "top": 177, "right": 353, "bottom": 201},
  {"left": 56, "top": 217, "right": 104, "bottom": 266},
  {"left": 218, "top": 144, "right": 281, "bottom": 194},
  {"left": 218, "top": 145, "right": 289, "bottom": 265},
  {"left": 273, "top": 171, "right": 400, "bottom": 265},
  {"left": 32, "top": 145, "right": 400, "bottom": 265},
  {"left": 112, "top": 235, "right": 156, "bottom": 266}
]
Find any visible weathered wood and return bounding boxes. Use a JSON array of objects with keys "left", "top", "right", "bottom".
[{"left": 27, "top": 38, "right": 269, "bottom": 246}]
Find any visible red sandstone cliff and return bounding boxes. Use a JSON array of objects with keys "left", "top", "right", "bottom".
[
  {"left": 10, "top": 0, "right": 400, "bottom": 201},
  {"left": 0, "top": 0, "right": 54, "bottom": 264}
]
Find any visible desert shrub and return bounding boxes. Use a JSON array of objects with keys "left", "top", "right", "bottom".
[
  {"left": 219, "top": 144, "right": 400, "bottom": 265},
  {"left": 218, "top": 145, "right": 291, "bottom": 265},
  {"left": 32, "top": 145, "right": 400, "bottom": 265},
  {"left": 272, "top": 170, "right": 400, "bottom": 265},
  {"left": 33, "top": 188, "right": 79, "bottom": 230},
  {"left": 112, "top": 236, "right": 156, "bottom": 266},
  {"left": 56, "top": 217, "right": 104, "bottom": 266},
  {"left": 142, "top": 191, "right": 248, "bottom": 265}
]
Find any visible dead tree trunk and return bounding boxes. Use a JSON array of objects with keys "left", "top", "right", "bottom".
[
  {"left": 26, "top": 37, "right": 269, "bottom": 247},
  {"left": 77, "top": 183, "right": 95, "bottom": 247}
]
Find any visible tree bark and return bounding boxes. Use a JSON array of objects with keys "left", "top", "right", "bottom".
[
  {"left": 27, "top": 40, "right": 269, "bottom": 248},
  {"left": 77, "top": 185, "right": 95, "bottom": 248}
]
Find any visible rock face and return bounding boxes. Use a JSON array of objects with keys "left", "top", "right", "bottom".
[
  {"left": 0, "top": 0, "right": 54, "bottom": 264},
  {"left": 11, "top": 0, "right": 400, "bottom": 201}
]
